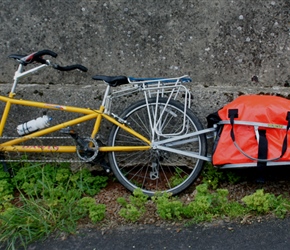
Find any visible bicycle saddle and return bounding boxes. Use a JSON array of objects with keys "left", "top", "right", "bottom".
[
  {"left": 8, "top": 54, "right": 27, "bottom": 60},
  {"left": 8, "top": 53, "right": 46, "bottom": 65},
  {"left": 92, "top": 75, "right": 129, "bottom": 87}
]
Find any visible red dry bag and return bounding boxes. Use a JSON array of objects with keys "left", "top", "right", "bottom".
[{"left": 207, "top": 95, "right": 290, "bottom": 167}]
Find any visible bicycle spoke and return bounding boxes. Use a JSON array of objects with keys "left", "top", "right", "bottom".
[{"left": 108, "top": 98, "right": 207, "bottom": 196}]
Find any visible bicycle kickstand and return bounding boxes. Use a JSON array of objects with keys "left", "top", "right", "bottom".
[{"left": 0, "top": 153, "right": 14, "bottom": 177}]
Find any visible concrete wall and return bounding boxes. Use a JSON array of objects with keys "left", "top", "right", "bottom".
[
  {"left": 0, "top": 0, "right": 290, "bottom": 131},
  {"left": 1, "top": 0, "right": 289, "bottom": 85}
]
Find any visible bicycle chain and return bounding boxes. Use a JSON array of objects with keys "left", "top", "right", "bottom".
[
  {"left": 0, "top": 158, "right": 84, "bottom": 163},
  {"left": 0, "top": 136, "right": 71, "bottom": 140}
]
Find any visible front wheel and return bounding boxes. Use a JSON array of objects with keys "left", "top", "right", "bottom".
[{"left": 108, "top": 98, "right": 207, "bottom": 196}]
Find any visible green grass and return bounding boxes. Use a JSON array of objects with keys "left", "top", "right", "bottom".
[{"left": 0, "top": 162, "right": 108, "bottom": 250}]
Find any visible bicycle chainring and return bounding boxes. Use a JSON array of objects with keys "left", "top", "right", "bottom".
[{"left": 76, "top": 138, "right": 99, "bottom": 162}]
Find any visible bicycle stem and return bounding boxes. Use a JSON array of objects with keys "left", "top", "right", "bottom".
[{"left": 11, "top": 63, "right": 48, "bottom": 94}]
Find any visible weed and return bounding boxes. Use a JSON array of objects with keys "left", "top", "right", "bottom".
[
  {"left": 0, "top": 189, "right": 85, "bottom": 249},
  {"left": 242, "top": 189, "right": 273, "bottom": 214},
  {"left": 169, "top": 167, "right": 188, "bottom": 187},
  {"left": 152, "top": 192, "right": 184, "bottom": 220},
  {"left": 0, "top": 162, "right": 108, "bottom": 249},
  {"left": 78, "top": 197, "right": 106, "bottom": 223},
  {"left": 11, "top": 163, "right": 108, "bottom": 197},
  {"left": 201, "top": 162, "right": 225, "bottom": 189},
  {"left": 69, "top": 168, "right": 108, "bottom": 196},
  {"left": 183, "top": 184, "right": 213, "bottom": 222},
  {"left": 118, "top": 203, "right": 144, "bottom": 222},
  {"left": 117, "top": 188, "right": 149, "bottom": 222},
  {"left": 202, "top": 162, "right": 241, "bottom": 189},
  {"left": 242, "top": 189, "right": 290, "bottom": 218},
  {"left": 0, "top": 171, "right": 14, "bottom": 211}
]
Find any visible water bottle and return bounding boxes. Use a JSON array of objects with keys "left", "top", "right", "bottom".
[{"left": 17, "top": 115, "right": 51, "bottom": 135}]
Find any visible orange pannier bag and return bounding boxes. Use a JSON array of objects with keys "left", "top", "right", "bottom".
[{"left": 207, "top": 95, "right": 290, "bottom": 167}]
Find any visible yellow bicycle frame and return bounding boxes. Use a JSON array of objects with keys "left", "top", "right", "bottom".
[{"left": 0, "top": 94, "right": 151, "bottom": 154}]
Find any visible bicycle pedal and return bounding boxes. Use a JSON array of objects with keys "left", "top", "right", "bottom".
[{"left": 100, "top": 159, "right": 111, "bottom": 173}]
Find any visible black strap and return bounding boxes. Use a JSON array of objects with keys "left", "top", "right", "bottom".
[
  {"left": 280, "top": 111, "right": 290, "bottom": 158},
  {"left": 257, "top": 129, "right": 268, "bottom": 168},
  {"left": 228, "top": 109, "right": 238, "bottom": 142},
  {"left": 228, "top": 109, "right": 290, "bottom": 162}
]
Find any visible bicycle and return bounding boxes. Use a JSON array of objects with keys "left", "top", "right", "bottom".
[{"left": 0, "top": 49, "right": 208, "bottom": 196}]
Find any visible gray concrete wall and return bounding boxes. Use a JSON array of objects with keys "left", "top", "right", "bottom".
[
  {"left": 1, "top": 0, "right": 289, "bottom": 85},
  {"left": 0, "top": 0, "right": 290, "bottom": 132}
]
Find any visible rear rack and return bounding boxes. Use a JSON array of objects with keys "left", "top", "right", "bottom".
[
  {"left": 106, "top": 75, "right": 192, "bottom": 107},
  {"left": 105, "top": 76, "right": 193, "bottom": 137}
]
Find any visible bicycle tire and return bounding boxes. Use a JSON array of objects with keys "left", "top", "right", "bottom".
[{"left": 108, "top": 97, "right": 207, "bottom": 196}]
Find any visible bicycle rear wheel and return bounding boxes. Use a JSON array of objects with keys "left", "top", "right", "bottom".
[{"left": 108, "top": 97, "right": 207, "bottom": 196}]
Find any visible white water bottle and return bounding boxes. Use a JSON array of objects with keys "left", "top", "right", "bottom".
[{"left": 17, "top": 115, "right": 51, "bottom": 135}]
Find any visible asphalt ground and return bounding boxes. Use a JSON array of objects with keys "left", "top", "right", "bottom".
[{"left": 25, "top": 216, "right": 290, "bottom": 250}]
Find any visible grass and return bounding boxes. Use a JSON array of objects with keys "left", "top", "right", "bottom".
[{"left": 0, "top": 162, "right": 108, "bottom": 250}]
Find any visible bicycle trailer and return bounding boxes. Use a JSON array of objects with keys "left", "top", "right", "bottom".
[{"left": 207, "top": 94, "right": 290, "bottom": 168}]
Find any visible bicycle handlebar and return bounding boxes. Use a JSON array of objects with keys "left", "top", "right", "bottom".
[
  {"left": 34, "top": 49, "right": 58, "bottom": 59},
  {"left": 30, "top": 49, "right": 58, "bottom": 65},
  {"left": 53, "top": 64, "right": 88, "bottom": 72},
  {"left": 8, "top": 49, "right": 88, "bottom": 72},
  {"left": 8, "top": 49, "right": 58, "bottom": 65}
]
